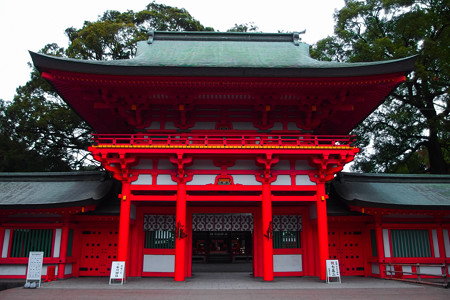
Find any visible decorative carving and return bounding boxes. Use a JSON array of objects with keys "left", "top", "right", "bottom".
[
  {"left": 175, "top": 221, "right": 188, "bottom": 240},
  {"left": 264, "top": 221, "right": 273, "bottom": 240}
]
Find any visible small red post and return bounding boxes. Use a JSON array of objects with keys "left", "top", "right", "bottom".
[
  {"left": 262, "top": 181, "right": 273, "bottom": 281},
  {"left": 316, "top": 182, "right": 329, "bottom": 281},
  {"left": 174, "top": 180, "right": 187, "bottom": 281},
  {"left": 118, "top": 182, "right": 131, "bottom": 267},
  {"left": 375, "top": 218, "right": 386, "bottom": 278},
  {"left": 57, "top": 216, "right": 70, "bottom": 279}
]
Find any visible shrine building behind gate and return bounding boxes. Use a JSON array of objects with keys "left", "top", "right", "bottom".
[{"left": 1, "top": 31, "right": 422, "bottom": 281}]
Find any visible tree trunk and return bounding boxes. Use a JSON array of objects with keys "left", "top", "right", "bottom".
[{"left": 427, "top": 127, "right": 447, "bottom": 174}]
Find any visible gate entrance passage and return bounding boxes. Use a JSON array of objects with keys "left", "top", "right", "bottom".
[{"left": 191, "top": 214, "right": 253, "bottom": 273}]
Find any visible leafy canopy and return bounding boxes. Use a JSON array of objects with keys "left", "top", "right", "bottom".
[
  {"left": 312, "top": 0, "right": 449, "bottom": 174},
  {"left": 1, "top": 2, "right": 214, "bottom": 171}
]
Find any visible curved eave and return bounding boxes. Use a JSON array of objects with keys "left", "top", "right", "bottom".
[{"left": 30, "top": 51, "right": 417, "bottom": 78}]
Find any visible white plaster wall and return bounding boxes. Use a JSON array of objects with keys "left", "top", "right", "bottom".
[
  {"left": 287, "top": 122, "right": 300, "bottom": 130},
  {"left": 270, "top": 122, "right": 283, "bottom": 130},
  {"left": 0, "top": 264, "right": 58, "bottom": 276},
  {"left": 402, "top": 265, "right": 412, "bottom": 274},
  {"left": 188, "top": 175, "right": 215, "bottom": 185},
  {"left": 191, "top": 122, "right": 216, "bottom": 130},
  {"left": 272, "top": 175, "right": 292, "bottom": 186},
  {"left": 443, "top": 229, "right": 450, "bottom": 258},
  {"left": 156, "top": 175, "right": 176, "bottom": 185},
  {"left": 419, "top": 266, "right": 443, "bottom": 276},
  {"left": 371, "top": 263, "right": 380, "bottom": 274},
  {"left": 157, "top": 159, "right": 175, "bottom": 169},
  {"left": 231, "top": 122, "right": 257, "bottom": 130},
  {"left": 383, "top": 229, "right": 391, "bottom": 258},
  {"left": 432, "top": 229, "right": 440, "bottom": 258},
  {"left": 132, "top": 159, "right": 153, "bottom": 170},
  {"left": 143, "top": 255, "right": 175, "bottom": 272},
  {"left": 64, "top": 263, "right": 73, "bottom": 275},
  {"left": 296, "top": 175, "right": 315, "bottom": 186},
  {"left": 2, "top": 229, "right": 10, "bottom": 258},
  {"left": 232, "top": 175, "right": 260, "bottom": 185},
  {"left": 273, "top": 254, "right": 302, "bottom": 272},
  {"left": 295, "top": 160, "right": 315, "bottom": 170},
  {"left": 187, "top": 160, "right": 220, "bottom": 170},
  {"left": 272, "top": 160, "right": 290, "bottom": 170},
  {"left": 228, "top": 160, "right": 257, "bottom": 170},
  {"left": 0, "top": 265, "right": 27, "bottom": 276},
  {"left": 165, "top": 122, "right": 177, "bottom": 130},
  {"left": 132, "top": 174, "right": 153, "bottom": 185},
  {"left": 53, "top": 229, "right": 62, "bottom": 258},
  {"left": 145, "top": 121, "right": 160, "bottom": 130}
]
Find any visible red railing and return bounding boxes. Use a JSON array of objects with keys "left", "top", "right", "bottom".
[{"left": 92, "top": 133, "right": 356, "bottom": 148}]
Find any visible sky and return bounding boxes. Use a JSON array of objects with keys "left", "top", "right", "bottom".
[{"left": 0, "top": 0, "right": 344, "bottom": 102}]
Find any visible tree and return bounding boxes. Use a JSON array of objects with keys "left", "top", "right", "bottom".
[
  {"left": 312, "top": 0, "right": 450, "bottom": 174},
  {"left": 1, "top": 2, "right": 214, "bottom": 171},
  {"left": 227, "top": 22, "right": 259, "bottom": 32}
]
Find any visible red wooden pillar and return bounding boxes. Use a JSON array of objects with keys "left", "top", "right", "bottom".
[
  {"left": 316, "top": 182, "right": 329, "bottom": 281},
  {"left": 374, "top": 217, "right": 386, "bottom": 278},
  {"left": 262, "top": 181, "right": 273, "bottom": 281},
  {"left": 58, "top": 215, "right": 70, "bottom": 279},
  {"left": 174, "top": 180, "right": 187, "bottom": 281},
  {"left": 118, "top": 182, "right": 131, "bottom": 269}
]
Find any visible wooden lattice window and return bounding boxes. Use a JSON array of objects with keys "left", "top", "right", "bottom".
[
  {"left": 10, "top": 229, "right": 53, "bottom": 257},
  {"left": 144, "top": 230, "right": 175, "bottom": 249},
  {"left": 391, "top": 229, "right": 431, "bottom": 258},
  {"left": 273, "top": 231, "right": 301, "bottom": 249}
]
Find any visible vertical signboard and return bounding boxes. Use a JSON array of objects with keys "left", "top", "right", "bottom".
[
  {"left": 26, "top": 252, "right": 44, "bottom": 288},
  {"left": 326, "top": 259, "right": 341, "bottom": 283},
  {"left": 109, "top": 261, "right": 125, "bottom": 285}
]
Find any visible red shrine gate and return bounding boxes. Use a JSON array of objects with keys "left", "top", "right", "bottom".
[{"left": 29, "top": 31, "right": 415, "bottom": 281}]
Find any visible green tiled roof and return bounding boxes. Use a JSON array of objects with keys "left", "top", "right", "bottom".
[
  {"left": 30, "top": 31, "right": 416, "bottom": 78},
  {"left": 331, "top": 173, "right": 450, "bottom": 209},
  {"left": 0, "top": 172, "right": 113, "bottom": 208}
]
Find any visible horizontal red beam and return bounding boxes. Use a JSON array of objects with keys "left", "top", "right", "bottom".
[
  {"left": 93, "top": 133, "right": 356, "bottom": 148},
  {"left": 130, "top": 185, "right": 317, "bottom": 192},
  {"left": 129, "top": 195, "right": 316, "bottom": 202}
]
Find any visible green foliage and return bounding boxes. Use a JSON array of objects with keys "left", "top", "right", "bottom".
[
  {"left": 65, "top": 2, "right": 213, "bottom": 60},
  {"left": 312, "top": 0, "right": 450, "bottom": 174},
  {"left": 227, "top": 22, "right": 260, "bottom": 32},
  {"left": 2, "top": 2, "right": 213, "bottom": 171}
]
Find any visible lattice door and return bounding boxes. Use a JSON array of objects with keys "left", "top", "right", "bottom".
[
  {"left": 79, "top": 228, "right": 118, "bottom": 276},
  {"left": 328, "top": 228, "right": 365, "bottom": 276}
]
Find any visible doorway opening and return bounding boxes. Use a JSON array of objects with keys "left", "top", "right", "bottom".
[{"left": 191, "top": 213, "right": 253, "bottom": 273}]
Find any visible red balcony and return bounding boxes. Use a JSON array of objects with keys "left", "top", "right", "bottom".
[{"left": 92, "top": 133, "right": 356, "bottom": 149}]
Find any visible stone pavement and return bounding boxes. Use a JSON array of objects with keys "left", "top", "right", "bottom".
[{"left": 1, "top": 273, "right": 449, "bottom": 300}]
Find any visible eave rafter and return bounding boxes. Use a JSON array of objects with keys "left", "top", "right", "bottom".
[
  {"left": 41, "top": 70, "right": 407, "bottom": 134},
  {"left": 349, "top": 205, "right": 450, "bottom": 217}
]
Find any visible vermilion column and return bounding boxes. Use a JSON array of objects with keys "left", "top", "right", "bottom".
[
  {"left": 262, "top": 181, "right": 273, "bottom": 281},
  {"left": 316, "top": 182, "right": 329, "bottom": 280},
  {"left": 118, "top": 182, "right": 131, "bottom": 266},
  {"left": 174, "top": 180, "right": 187, "bottom": 281},
  {"left": 375, "top": 218, "right": 386, "bottom": 278},
  {"left": 58, "top": 216, "right": 70, "bottom": 279}
]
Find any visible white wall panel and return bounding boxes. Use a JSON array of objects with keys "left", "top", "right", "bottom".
[
  {"left": 143, "top": 255, "right": 175, "bottom": 272},
  {"left": 232, "top": 175, "right": 260, "bottom": 185},
  {"left": 2, "top": 229, "right": 10, "bottom": 258},
  {"left": 132, "top": 174, "right": 153, "bottom": 185},
  {"left": 272, "top": 175, "right": 292, "bottom": 186},
  {"left": 53, "top": 228, "right": 62, "bottom": 258},
  {"left": 156, "top": 174, "right": 176, "bottom": 185},
  {"left": 273, "top": 254, "right": 302, "bottom": 272},
  {"left": 296, "top": 175, "right": 315, "bottom": 186},
  {"left": 383, "top": 229, "right": 391, "bottom": 258}
]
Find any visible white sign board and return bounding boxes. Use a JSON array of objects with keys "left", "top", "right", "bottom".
[
  {"left": 26, "top": 252, "right": 44, "bottom": 287},
  {"left": 326, "top": 259, "right": 341, "bottom": 284},
  {"left": 109, "top": 261, "right": 125, "bottom": 285}
]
